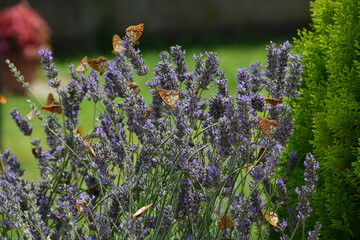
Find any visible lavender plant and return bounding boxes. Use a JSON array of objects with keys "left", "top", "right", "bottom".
[{"left": 1, "top": 37, "right": 320, "bottom": 239}]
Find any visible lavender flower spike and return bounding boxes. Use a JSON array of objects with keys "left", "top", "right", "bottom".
[
  {"left": 308, "top": 222, "right": 321, "bottom": 240},
  {"left": 123, "top": 38, "right": 149, "bottom": 76},
  {"left": 303, "top": 153, "right": 319, "bottom": 195},
  {"left": 170, "top": 45, "right": 188, "bottom": 83},
  {"left": 38, "top": 49, "right": 61, "bottom": 88},
  {"left": 10, "top": 108, "right": 33, "bottom": 136}
]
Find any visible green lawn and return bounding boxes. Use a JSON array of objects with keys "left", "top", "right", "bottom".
[{"left": 1, "top": 41, "right": 271, "bottom": 181}]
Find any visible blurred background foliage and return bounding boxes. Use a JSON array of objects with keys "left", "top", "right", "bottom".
[{"left": 0, "top": 0, "right": 311, "bottom": 180}]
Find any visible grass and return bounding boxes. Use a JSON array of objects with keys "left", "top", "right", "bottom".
[{"left": 0, "top": 41, "right": 272, "bottom": 181}]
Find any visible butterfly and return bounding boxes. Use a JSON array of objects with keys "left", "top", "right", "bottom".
[
  {"left": 243, "top": 162, "right": 254, "bottom": 172},
  {"left": 157, "top": 88, "right": 179, "bottom": 108},
  {"left": 126, "top": 23, "right": 144, "bottom": 44},
  {"left": 75, "top": 56, "right": 88, "bottom": 73},
  {"left": 76, "top": 127, "right": 97, "bottom": 158},
  {"left": 87, "top": 56, "right": 109, "bottom": 75},
  {"left": 26, "top": 110, "right": 36, "bottom": 121},
  {"left": 264, "top": 98, "right": 283, "bottom": 106},
  {"left": 257, "top": 147, "right": 271, "bottom": 163},
  {"left": 132, "top": 203, "right": 153, "bottom": 219},
  {"left": 0, "top": 96, "right": 8, "bottom": 104},
  {"left": 144, "top": 108, "right": 153, "bottom": 119},
  {"left": 258, "top": 117, "right": 278, "bottom": 136},
  {"left": 41, "top": 93, "right": 63, "bottom": 114},
  {"left": 31, "top": 147, "right": 40, "bottom": 159},
  {"left": 112, "top": 34, "right": 126, "bottom": 54},
  {"left": 75, "top": 199, "right": 86, "bottom": 215},
  {"left": 217, "top": 214, "right": 235, "bottom": 230},
  {"left": 86, "top": 141, "right": 97, "bottom": 158},
  {"left": 262, "top": 210, "right": 279, "bottom": 228},
  {"left": 126, "top": 81, "right": 140, "bottom": 95}
]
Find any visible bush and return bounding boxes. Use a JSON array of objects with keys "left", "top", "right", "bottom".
[
  {"left": 288, "top": 0, "right": 360, "bottom": 239},
  {"left": 1, "top": 33, "right": 319, "bottom": 239}
]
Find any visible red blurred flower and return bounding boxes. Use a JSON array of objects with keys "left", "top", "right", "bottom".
[{"left": 0, "top": 1, "right": 51, "bottom": 57}]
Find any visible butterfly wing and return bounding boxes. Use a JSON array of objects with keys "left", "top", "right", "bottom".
[
  {"left": 76, "top": 56, "right": 88, "bottom": 73},
  {"left": 144, "top": 108, "right": 153, "bottom": 119},
  {"left": 158, "top": 88, "right": 179, "bottom": 108},
  {"left": 132, "top": 203, "right": 153, "bottom": 219},
  {"left": 126, "top": 23, "right": 144, "bottom": 44},
  {"left": 112, "top": 34, "right": 125, "bottom": 54},
  {"left": 88, "top": 56, "right": 109, "bottom": 75},
  {"left": 26, "top": 110, "right": 35, "bottom": 121},
  {"left": 258, "top": 117, "right": 278, "bottom": 136},
  {"left": 217, "top": 214, "right": 235, "bottom": 229},
  {"left": 264, "top": 98, "right": 283, "bottom": 106},
  {"left": 0, "top": 96, "right": 8, "bottom": 104},
  {"left": 262, "top": 210, "right": 279, "bottom": 228},
  {"left": 46, "top": 93, "right": 58, "bottom": 105},
  {"left": 41, "top": 105, "right": 63, "bottom": 114},
  {"left": 126, "top": 81, "right": 140, "bottom": 95}
]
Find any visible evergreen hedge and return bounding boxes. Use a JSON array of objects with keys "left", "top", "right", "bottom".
[{"left": 287, "top": 0, "right": 360, "bottom": 239}]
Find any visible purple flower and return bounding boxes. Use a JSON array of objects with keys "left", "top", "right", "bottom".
[
  {"left": 308, "top": 222, "right": 321, "bottom": 240},
  {"left": 85, "top": 70, "right": 103, "bottom": 103},
  {"left": 156, "top": 205, "right": 174, "bottom": 233},
  {"left": 232, "top": 195, "right": 252, "bottom": 239},
  {"left": 153, "top": 51, "right": 179, "bottom": 90},
  {"left": 58, "top": 77, "right": 87, "bottom": 128},
  {"left": 303, "top": 153, "right": 319, "bottom": 195},
  {"left": 42, "top": 115, "right": 65, "bottom": 161},
  {"left": 175, "top": 179, "right": 203, "bottom": 219},
  {"left": 0, "top": 148, "right": 24, "bottom": 176},
  {"left": 204, "top": 165, "right": 221, "bottom": 188},
  {"left": 214, "top": 117, "right": 234, "bottom": 156},
  {"left": 263, "top": 41, "right": 295, "bottom": 99},
  {"left": 295, "top": 186, "right": 312, "bottom": 223},
  {"left": 104, "top": 54, "right": 133, "bottom": 99},
  {"left": 9, "top": 108, "right": 33, "bottom": 136},
  {"left": 170, "top": 45, "right": 188, "bottom": 83},
  {"left": 285, "top": 54, "right": 303, "bottom": 99},
  {"left": 286, "top": 151, "right": 298, "bottom": 176},
  {"left": 123, "top": 38, "right": 149, "bottom": 76},
  {"left": 119, "top": 94, "right": 148, "bottom": 140},
  {"left": 273, "top": 115, "right": 294, "bottom": 146},
  {"left": 276, "top": 178, "right": 290, "bottom": 204},
  {"left": 248, "top": 181, "right": 265, "bottom": 224},
  {"left": 194, "top": 51, "right": 220, "bottom": 90},
  {"left": 38, "top": 49, "right": 60, "bottom": 88}
]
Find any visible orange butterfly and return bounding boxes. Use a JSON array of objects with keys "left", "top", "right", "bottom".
[
  {"left": 243, "top": 162, "right": 254, "bottom": 172},
  {"left": 32, "top": 148, "right": 40, "bottom": 159},
  {"left": 26, "top": 110, "right": 36, "bottom": 121},
  {"left": 144, "top": 108, "right": 153, "bottom": 119},
  {"left": 126, "top": 81, "right": 140, "bottom": 95},
  {"left": 86, "top": 141, "right": 97, "bottom": 158},
  {"left": 75, "top": 56, "right": 88, "bottom": 73},
  {"left": 126, "top": 23, "right": 144, "bottom": 44},
  {"left": 258, "top": 117, "right": 278, "bottom": 136},
  {"left": 0, "top": 95, "right": 8, "bottom": 104},
  {"left": 158, "top": 88, "right": 179, "bottom": 108},
  {"left": 132, "top": 203, "right": 153, "bottom": 219},
  {"left": 41, "top": 93, "right": 63, "bottom": 114},
  {"left": 112, "top": 34, "right": 126, "bottom": 54},
  {"left": 76, "top": 127, "right": 97, "bottom": 158},
  {"left": 262, "top": 210, "right": 279, "bottom": 228},
  {"left": 75, "top": 199, "right": 86, "bottom": 215},
  {"left": 217, "top": 214, "right": 235, "bottom": 230},
  {"left": 87, "top": 56, "right": 109, "bottom": 75},
  {"left": 264, "top": 98, "right": 283, "bottom": 106},
  {"left": 257, "top": 147, "right": 271, "bottom": 163}
]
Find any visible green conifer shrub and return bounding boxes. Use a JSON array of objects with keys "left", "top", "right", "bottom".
[{"left": 287, "top": 0, "right": 360, "bottom": 239}]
